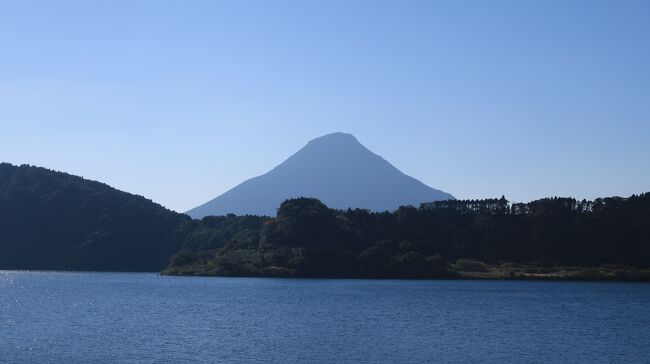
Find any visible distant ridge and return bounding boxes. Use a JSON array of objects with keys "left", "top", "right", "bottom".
[{"left": 187, "top": 132, "right": 454, "bottom": 218}]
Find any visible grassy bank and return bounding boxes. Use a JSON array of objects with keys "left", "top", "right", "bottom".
[
  {"left": 162, "top": 258, "right": 650, "bottom": 282},
  {"left": 455, "top": 261, "right": 650, "bottom": 282}
]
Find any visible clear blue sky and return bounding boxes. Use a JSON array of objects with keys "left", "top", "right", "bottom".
[{"left": 1, "top": 0, "right": 649, "bottom": 212}]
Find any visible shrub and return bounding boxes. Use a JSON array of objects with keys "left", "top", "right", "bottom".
[{"left": 455, "top": 258, "right": 490, "bottom": 272}]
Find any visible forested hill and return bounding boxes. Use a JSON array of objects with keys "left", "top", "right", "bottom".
[
  {"left": 165, "top": 195, "right": 650, "bottom": 279},
  {"left": 2, "top": 162, "right": 649, "bottom": 279},
  {"left": 0, "top": 163, "right": 191, "bottom": 271}
]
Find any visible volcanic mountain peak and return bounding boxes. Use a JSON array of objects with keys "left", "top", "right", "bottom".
[{"left": 187, "top": 132, "right": 453, "bottom": 218}]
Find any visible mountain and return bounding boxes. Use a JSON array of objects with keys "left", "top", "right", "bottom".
[
  {"left": 0, "top": 163, "right": 191, "bottom": 271},
  {"left": 187, "top": 132, "right": 454, "bottom": 218}
]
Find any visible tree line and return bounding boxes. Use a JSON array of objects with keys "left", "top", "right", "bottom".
[
  {"left": 166, "top": 193, "right": 650, "bottom": 278},
  {"left": 2, "top": 163, "right": 648, "bottom": 278}
]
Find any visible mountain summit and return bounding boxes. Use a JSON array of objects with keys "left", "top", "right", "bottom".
[{"left": 187, "top": 132, "right": 453, "bottom": 218}]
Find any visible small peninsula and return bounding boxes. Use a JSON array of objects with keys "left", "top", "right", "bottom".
[{"left": 164, "top": 196, "right": 650, "bottom": 281}]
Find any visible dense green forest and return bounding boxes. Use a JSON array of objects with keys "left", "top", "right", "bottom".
[
  {"left": 2, "top": 162, "right": 649, "bottom": 279},
  {"left": 0, "top": 163, "right": 192, "bottom": 271},
  {"left": 165, "top": 194, "right": 650, "bottom": 279}
]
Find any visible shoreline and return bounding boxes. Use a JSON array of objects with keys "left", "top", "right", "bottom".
[
  {"left": 3, "top": 266, "right": 649, "bottom": 283},
  {"left": 161, "top": 264, "right": 650, "bottom": 282}
]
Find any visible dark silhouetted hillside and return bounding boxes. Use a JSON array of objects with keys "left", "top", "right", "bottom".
[
  {"left": 4, "top": 162, "right": 648, "bottom": 280},
  {"left": 0, "top": 163, "right": 191, "bottom": 271}
]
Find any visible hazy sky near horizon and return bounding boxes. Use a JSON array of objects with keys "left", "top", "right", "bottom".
[{"left": 1, "top": 0, "right": 649, "bottom": 212}]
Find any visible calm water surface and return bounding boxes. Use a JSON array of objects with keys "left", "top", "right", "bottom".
[{"left": 1, "top": 271, "right": 649, "bottom": 363}]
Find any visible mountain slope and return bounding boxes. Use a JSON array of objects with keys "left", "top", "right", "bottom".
[
  {"left": 187, "top": 133, "right": 453, "bottom": 218},
  {"left": 0, "top": 163, "right": 191, "bottom": 271}
]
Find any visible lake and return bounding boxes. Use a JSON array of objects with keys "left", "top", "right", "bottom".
[{"left": 1, "top": 272, "right": 649, "bottom": 363}]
